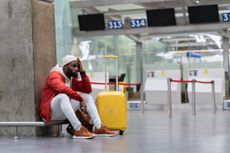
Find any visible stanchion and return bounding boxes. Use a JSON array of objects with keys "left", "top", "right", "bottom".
[
  {"left": 167, "top": 78, "right": 216, "bottom": 117},
  {"left": 167, "top": 78, "right": 172, "bottom": 118},
  {"left": 192, "top": 79, "right": 196, "bottom": 115},
  {"left": 196, "top": 80, "right": 216, "bottom": 114},
  {"left": 211, "top": 80, "right": 217, "bottom": 114}
]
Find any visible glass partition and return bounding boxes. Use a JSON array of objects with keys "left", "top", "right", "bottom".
[{"left": 54, "top": 0, "right": 225, "bottom": 87}]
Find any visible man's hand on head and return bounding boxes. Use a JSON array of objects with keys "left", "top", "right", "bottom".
[{"left": 77, "top": 58, "right": 85, "bottom": 73}]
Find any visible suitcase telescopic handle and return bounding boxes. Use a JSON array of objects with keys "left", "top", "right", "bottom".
[{"left": 103, "top": 55, "right": 118, "bottom": 91}]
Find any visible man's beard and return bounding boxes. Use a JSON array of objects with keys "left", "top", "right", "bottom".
[
  {"left": 71, "top": 71, "right": 78, "bottom": 78},
  {"left": 66, "top": 68, "right": 78, "bottom": 78},
  {"left": 71, "top": 71, "right": 79, "bottom": 78}
]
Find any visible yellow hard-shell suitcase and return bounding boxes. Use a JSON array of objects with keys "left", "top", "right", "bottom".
[{"left": 96, "top": 91, "right": 127, "bottom": 135}]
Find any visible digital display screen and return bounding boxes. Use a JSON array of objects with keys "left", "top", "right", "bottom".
[
  {"left": 78, "top": 14, "right": 105, "bottom": 31},
  {"left": 188, "top": 5, "right": 219, "bottom": 24},
  {"left": 146, "top": 8, "right": 176, "bottom": 27}
]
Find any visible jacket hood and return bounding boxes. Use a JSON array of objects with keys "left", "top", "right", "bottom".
[{"left": 50, "top": 64, "right": 70, "bottom": 81}]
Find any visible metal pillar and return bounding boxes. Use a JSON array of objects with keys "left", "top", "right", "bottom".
[
  {"left": 136, "top": 42, "right": 143, "bottom": 85},
  {"left": 136, "top": 42, "right": 144, "bottom": 113},
  {"left": 222, "top": 36, "right": 230, "bottom": 99}
]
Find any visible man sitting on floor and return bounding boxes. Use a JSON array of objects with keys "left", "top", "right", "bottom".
[{"left": 39, "top": 55, "right": 116, "bottom": 139}]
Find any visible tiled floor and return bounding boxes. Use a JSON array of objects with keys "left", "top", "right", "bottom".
[{"left": 1, "top": 110, "right": 230, "bottom": 153}]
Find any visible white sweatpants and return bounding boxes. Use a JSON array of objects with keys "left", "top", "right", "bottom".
[{"left": 50, "top": 93, "right": 102, "bottom": 131}]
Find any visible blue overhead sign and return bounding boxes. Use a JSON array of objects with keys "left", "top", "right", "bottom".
[
  {"left": 108, "top": 20, "right": 123, "bottom": 29},
  {"left": 130, "top": 19, "right": 147, "bottom": 28},
  {"left": 186, "top": 52, "right": 201, "bottom": 58},
  {"left": 222, "top": 13, "right": 230, "bottom": 22}
]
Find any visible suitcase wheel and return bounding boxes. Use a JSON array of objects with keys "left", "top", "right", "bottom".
[{"left": 119, "top": 130, "right": 124, "bottom": 135}]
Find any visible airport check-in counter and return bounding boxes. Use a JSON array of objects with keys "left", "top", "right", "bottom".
[
  {"left": 144, "top": 70, "right": 181, "bottom": 105},
  {"left": 187, "top": 68, "right": 225, "bottom": 106}
]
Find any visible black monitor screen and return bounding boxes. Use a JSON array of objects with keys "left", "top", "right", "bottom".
[
  {"left": 146, "top": 8, "right": 176, "bottom": 27},
  {"left": 188, "top": 5, "right": 219, "bottom": 24},
  {"left": 78, "top": 14, "right": 105, "bottom": 31}
]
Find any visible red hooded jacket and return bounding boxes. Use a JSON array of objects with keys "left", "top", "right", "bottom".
[{"left": 39, "top": 67, "right": 92, "bottom": 123}]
